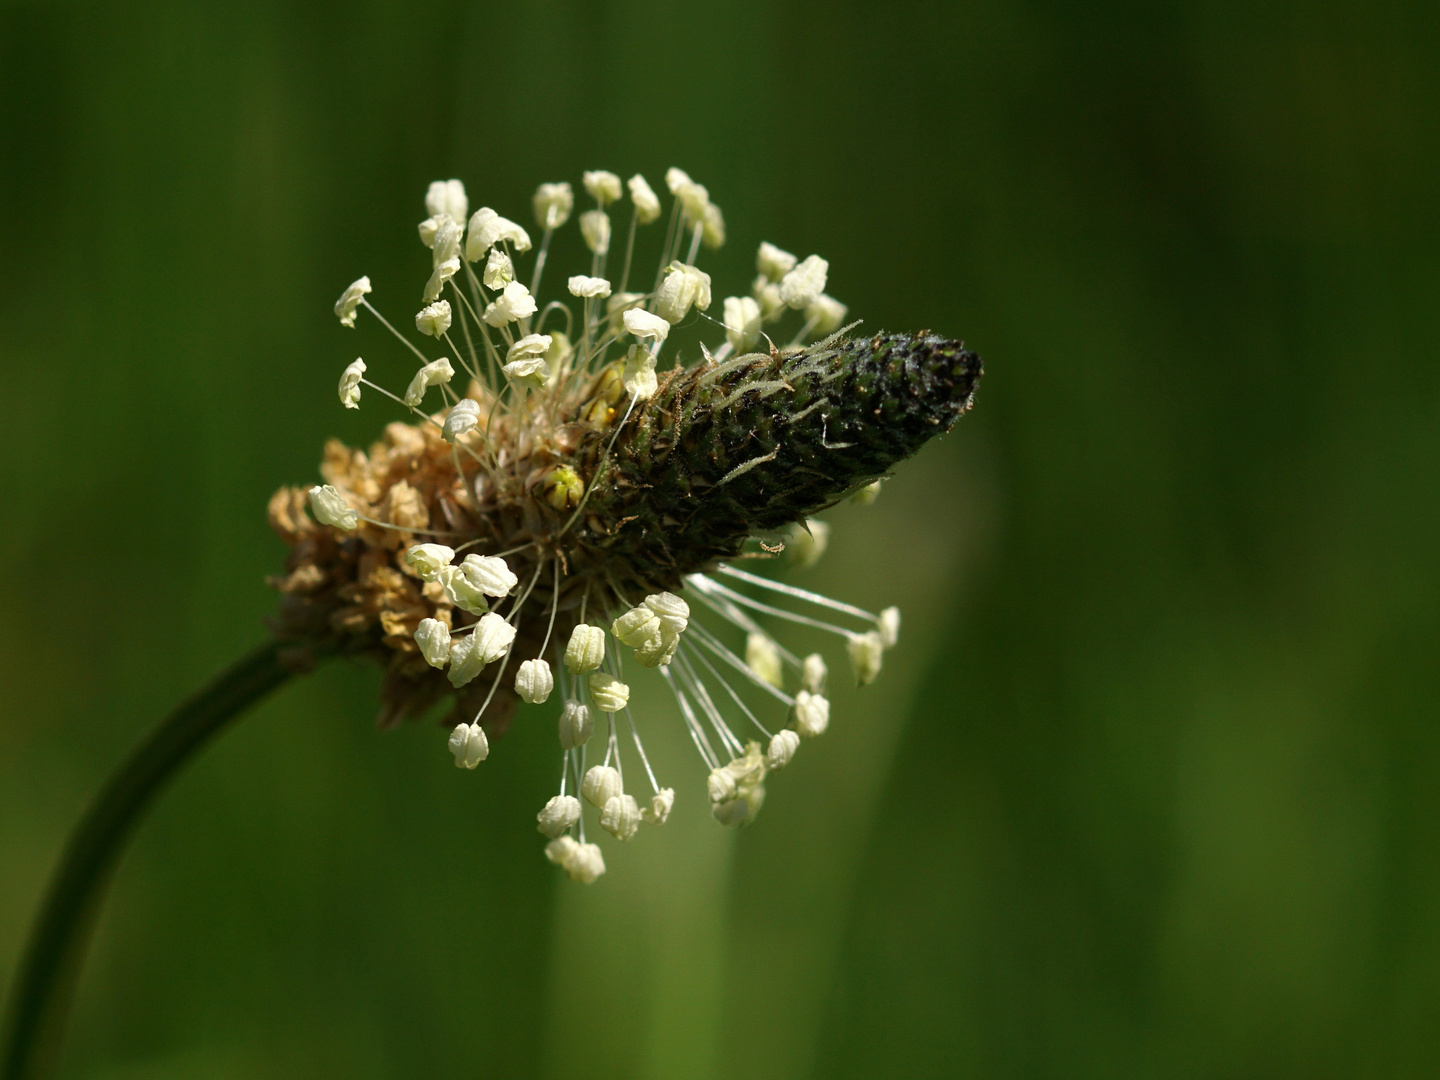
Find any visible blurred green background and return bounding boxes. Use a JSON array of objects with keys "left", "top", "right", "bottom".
[{"left": 3, "top": 0, "right": 1438, "bottom": 1077}]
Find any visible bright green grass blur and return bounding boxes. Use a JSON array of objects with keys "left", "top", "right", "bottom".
[{"left": 2, "top": 1, "right": 1438, "bottom": 1077}]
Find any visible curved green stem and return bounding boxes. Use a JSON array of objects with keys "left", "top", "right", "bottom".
[{"left": 2, "top": 640, "right": 326, "bottom": 1080}]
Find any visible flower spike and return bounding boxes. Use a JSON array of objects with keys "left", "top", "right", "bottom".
[{"left": 275, "top": 166, "right": 982, "bottom": 883}]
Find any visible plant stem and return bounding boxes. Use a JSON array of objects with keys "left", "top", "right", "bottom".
[{"left": 1, "top": 639, "right": 324, "bottom": 1080}]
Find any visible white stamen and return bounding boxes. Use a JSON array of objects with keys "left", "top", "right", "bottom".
[
  {"left": 483, "top": 281, "right": 538, "bottom": 327},
  {"left": 403, "top": 543, "right": 455, "bottom": 581},
  {"left": 457, "top": 555, "right": 518, "bottom": 597},
  {"left": 642, "top": 788, "right": 674, "bottom": 825},
  {"left": 425, "top": 179, "right": 468, "bottom": 225},
  {"left": 472, "top": 612, "right": 517, "bottom": 664},
  {"left": 559, "top": 699, "right": 593, "bottom": 749},
  {"left": 600, "top": 794, "right": 641, "bottom": 841},
  {"left": 622, "top": 344, "right": 658, "bottom": 400},
  {"left": 784, "top": 520, "right": 831, "bottom": 570},
  {"left": 675, "top": 179, "right": 709, "bottom": 224},
  {"left": 767, "top": 729, "right": 801, "bottom": 769},
  {"left": 442, "top": 398, "right": 480, "bottom": 442},
  {"left": 752, "top": 274, "right": 785, "bottom": 318},
  {"left": 415, "top": 300, "right": 453, "bottom": 338},
  {"left": 613, "top": 605, "right": 662, "bottom": 648},
  {"left": 589, "top": 672, "right": 630, "bottom": 713},
  {"left": 446, "top": 631, "right": 485, "bottom": 687},
  {"left": 533, "top": 182, "right": 574, "bottom": 230},
  {"left": 779, "top": 254, "right": 828, "bottom": 309},
  {"left": 334, "top": 276, "right": 371, "bottom": 327},
  {"left": 628, "top": 173, "right": 661, "bottom": 224},
  {"left": 878, "top": 606, "right": 901, "bottom": 648},
  {"left": 483, "top": 248, "right": 514, "bottom": 290},
  {"left": 418, "top": 215, "right": 445, "bottom": 248},
  {"left": 402, "top": 357, "right": 454, "bottom": 407},
  {"left": 792, "top": 690, "right": 830, "bottom": 737},
  {"left": 579, "top": 209, "right": 611, "bottom": 254},
  {"left": 644, "top": 592, "right": 690, "bottom": 636},
  {"left": 581, "top": 764, "right": 622, "bottom": 808},
  {"left": 437, "top": 567, "right": 488, "bottom": 617},
  {"left": 307, "top": 484, "right": 358, "bottom": 530},
  {"left": 568, "top": 274, "right": 612, "bottom": 298},
  {"left": 606, "top": 292, "right": 647, "bottom": 334},
  {"left": 515, "top": 658, "right": 554, "bottom": 704},
  {"left": 414, "top": 618, "right": 452, "bottom": 668},
  {"left": 746, "top": 632, "right": 784, "bottom": 688},
  {"left": 448, "top": 721, "right": 489, "bottom": 768},
  {"left": 564, "top": 624, "right": 606, "bottom": 674},
  {"left": 423, "top": 257, "right": 461, "bottom": 302},
  {"left": 708, "top": 742, "right": 767, "bottom": 827},
  {"left": 546, "top": 837, "right": 605, "bottom": 883},
  {"left": 655, "top": 261, "right": 712, "bottom": 324},
  {"left": 805, "top": 294, "right": 848, "bottom": 335},
  {"left": 466, "top": 208, "right": 532, "bottom": 260},
  {"left": 700, "top": 203, "right": 725, "bottom": 249},
  {"left": 757, "top": 241, "right": 797, "bottom": 282},
  {"left": 622, "top": 307, "right": 670, "bottom": 344},
  {"left": 337, "top": 358, "right": 366, "bottom": 409},
  {"left": 431, "top": 218, "right": 463, "bottom": 266},
  {"left": 847, "top": 631, "right": 885, "bottom": 686},
  {"left": 503, "top": 334, "right": 553, "bottom": 390},
  {"left": 722, "top": 296, "right": 762, "bottom": 354},
  {"left": 664, "top": 167, "right": 692, "bottom": 194},
  {"left": 583, "top": 170, "right": 623, "bottom": 205},
  {"left": 802, "top": 653, "right": 828, "bottom": 694},
  {"left": 537, "top": 794, "right": 581, "bottom": 838}
]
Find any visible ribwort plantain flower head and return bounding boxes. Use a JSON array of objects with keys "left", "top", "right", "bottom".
[{"left": 268, "top": 169, "right": 982, "bottom": 884}]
